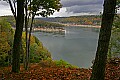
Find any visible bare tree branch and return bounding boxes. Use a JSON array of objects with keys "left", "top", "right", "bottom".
[
  {"left": 8, "top": 0, "right": 16, "bottom": 20},
  {"left": 12, "top": 0, "right": 16, "bottom": 18}
]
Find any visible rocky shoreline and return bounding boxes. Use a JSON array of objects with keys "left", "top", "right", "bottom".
[
  {"left": 33, "top": 27, "right": 66, "bottom": 33},
  {"left": 62, "top": 23, "right": 101, "bottom": 28},
  {"left": 31, "top": 24, "right": 100, "bottom": 33},
  {"left": 71, "top": 24, "right": 101, "bottom": 28}
]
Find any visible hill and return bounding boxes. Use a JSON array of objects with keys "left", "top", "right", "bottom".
[
  {"left": 1, "top": 15, "right": 101, "bottom": 28},
  {"left": 37, "top": 15, "right": 101, "bottom": 26},
  {"left": 0, "top": 18, "right": 51, "bottom": 66},
  {"left": 0, "top": 16, "right": 65, "bottom": 28}
]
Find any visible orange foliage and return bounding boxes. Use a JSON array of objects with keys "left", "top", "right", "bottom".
[{"left": 0, "top": 58, "right": 120, "bottom": 80}]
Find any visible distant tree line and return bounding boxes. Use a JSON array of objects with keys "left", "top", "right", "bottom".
[{"left": 39, "top": 15, "right": 102, "bottom": 26}]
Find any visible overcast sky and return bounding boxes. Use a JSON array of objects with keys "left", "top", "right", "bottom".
[{"left": 0, "top": 0, "right": 104, "bottom": 17}]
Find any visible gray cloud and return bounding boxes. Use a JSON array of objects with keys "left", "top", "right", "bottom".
[
  {"left": 66, "top": 4, "right": 103, "bottom": 14},
  {"left": 0, "top": 1, "right": 9, "bottom": 6},
  {"left": 60, "top": 0, "right": 103, "bottom": 15},
  {"left": 61, "top": 0, "right": 103, "bottom": 7},
  {"left": 0, "top": 1, "right": 12, "bottom": 16},
  {"left": 0, "top": 0, "right": 103, "bottom": 17}
]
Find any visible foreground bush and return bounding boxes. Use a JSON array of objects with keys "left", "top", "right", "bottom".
[{"left": 39, "top": 58, "right": 78, "bottom": 68}]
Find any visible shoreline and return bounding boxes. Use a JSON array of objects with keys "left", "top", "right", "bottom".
[
  {"left": 71, "top": 24, "right": 101, "bottom": 28},
  {"left": 53, "top": 22, "right": 101, "bottom": 28},
  {"left": 62, "top": 24, "right": 101, "bottom": 28},
  {"left": 32, "top": 24, "right": 100, "bottom": 33},
  {"left": 33, "top": 27, "right": 65, "bottom": 33}
]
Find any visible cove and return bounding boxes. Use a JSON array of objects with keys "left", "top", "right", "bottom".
[{"left": 33, "top": 26, "right": 99, "bottom": 68}]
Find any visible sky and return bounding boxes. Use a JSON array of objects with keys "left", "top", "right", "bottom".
[{"left": 0, "top": 0, "right": 104, "bottom": 17}]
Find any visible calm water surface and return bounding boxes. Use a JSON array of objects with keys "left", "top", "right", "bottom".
[{"left": 33, "top": 26, "right": 99, "bottom": 68}]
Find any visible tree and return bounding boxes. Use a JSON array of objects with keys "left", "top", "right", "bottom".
[
  {"left": 108, "top": 0, "right": 120, "bottom": 58},
  {"left": 6, "top": 0, "right": 62, "bottom": 71},
  {"left": 24, "top": 0, "right": 62, "bottom": 70},
  {"left": 90, "top": 0, "right": 116, "bottom": 80},
  {"left": 12, "top": 0, "right": 24, "bottom": 73},
  {"left": 0, "top": 19, "right": 13, "bottom": 66}
]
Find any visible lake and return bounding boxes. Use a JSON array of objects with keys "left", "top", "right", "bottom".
[{"left": 33, "top": 26, "right": 99, "bottom": 68}]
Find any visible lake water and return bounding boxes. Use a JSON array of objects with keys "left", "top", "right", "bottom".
[{"left": 33, "top": 26, "right": 99, "bottom": 68}]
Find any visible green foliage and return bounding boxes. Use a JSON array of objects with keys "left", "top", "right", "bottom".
[
  {"left": 116, "top": 0, "right": 120, "bottom": 10},
  {"left": 39, "top": 58, "right": 55, "bottom": 67},
  {"left": 0, "top": 19, "right": 14, "bottom": 66},
  {"left": 0, "top": 19, "right": 51, "bottom": 66},
  {"left": 30, "top": 44, "right": 40, "bottom": 63},
  {"left": 22, "top": 32, "right": 51, "bottom": 63},
  {"left": 108, "top": 15, "right": 120, "bottom": 58},
  {"left": 29, "top": 0, "right": 62, "bottom": 17},
  {"left": 29, "top": 43, "right": 51, "bottom": 63},
  {"left": 108, "top": 28, "right": 120, "bottom": 58},
  {"left": 0, "top": 16, "right": 15, "bottom": 27},
  {"left": 0, "top": 18, "right": 14, "bottom": 46},
  {"left": 54, "top": 59, "right": 78, "bottom": 68},
  {"left": 35, "top": 46, "right": 50, "bottom": 60},
  {"left": 33, "top": 35, "right": 42, "bottom": 46},
  {"left": 34, "top": 19, "right": 64, "bottom": 28},
  {"left": 39, "top": 58, "right": 78, "bottom": 68}
]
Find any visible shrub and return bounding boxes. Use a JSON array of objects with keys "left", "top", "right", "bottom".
[
  {"left": 39, "top": 59, "right": 78, "bottom": 68},
  {"left": 54, "top": 59, "right": 78, "bottom": 68}
]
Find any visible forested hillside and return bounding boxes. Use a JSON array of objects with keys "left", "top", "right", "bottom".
[
  {"left": 1, "top": 15, "right": 101, "bottom": 28},
  {"left": 38, "top": 15, "right": 101, "bottom": 26},
  {"left": 34, "top": 19, "right": 65, "bottom": 28},
  {"left": 0, "top": 19, "right": 51, "bottom": 66},
  {"left": 0, "top": 16, "right": 64, "bottom": 28}
]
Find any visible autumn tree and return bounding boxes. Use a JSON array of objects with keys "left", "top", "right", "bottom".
[
  {"left": 0, "top": 19, "right": 13, "bottom": 66},
  {"left": 90, "top": 0, "right": 116, "bottom": 80},
  {"left": 12, "top": 0, "right": 25, "bottom": 73},
  {"left": 6, "top": 0, "right": 62, "bottom": 71},
  {"left": 24, "top": 0, "right": 62, "bottom": 70}
]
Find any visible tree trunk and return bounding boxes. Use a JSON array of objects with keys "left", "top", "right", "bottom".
[
  {"left": 12, "top": 0, "right": 24, "bottom": 73},
  {"left": 90, "top": 0, "right": 116, "bottom": 80},
  {"left": 22, "top": 0, "right": 32, "bottom": 70},
  {"left": 24, "top": 0, "right": 29, "bottom": 70},
  {"left": 26, "top": 14, "right": 35, "bottom": 70}
]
